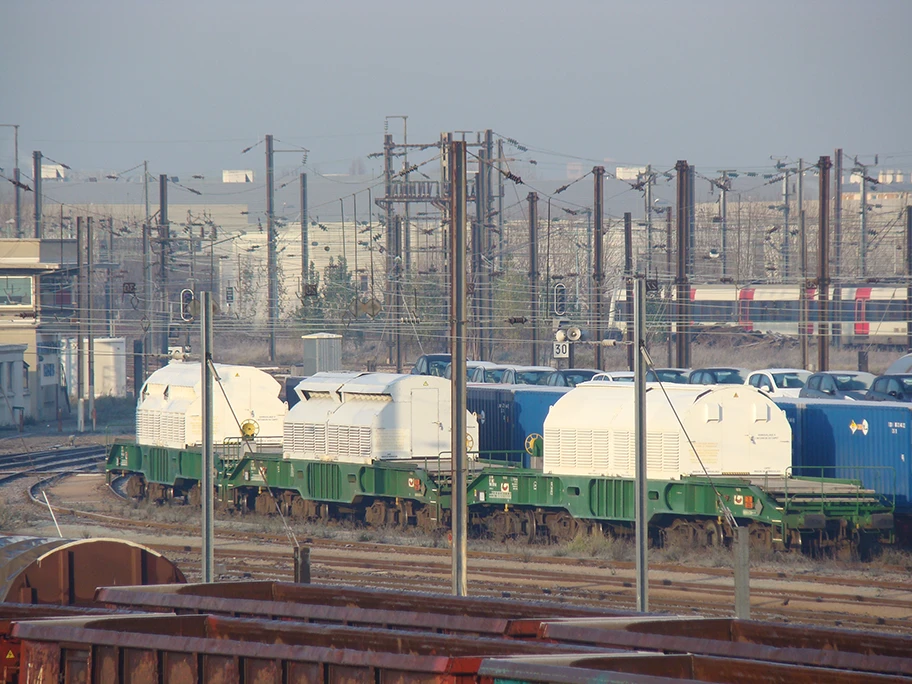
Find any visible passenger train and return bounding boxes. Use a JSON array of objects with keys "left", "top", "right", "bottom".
[{"left": 609, "top": 283, "right": 911, "bottom": 347}]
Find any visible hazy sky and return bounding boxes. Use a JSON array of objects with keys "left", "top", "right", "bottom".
[{"left": 3, "top": 1, "right": 911, "bottom": 177}]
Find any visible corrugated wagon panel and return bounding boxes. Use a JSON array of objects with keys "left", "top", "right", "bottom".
[
  {"left": 307, "top": 462, "right": 343, "bottom": 500},
  {"left": 589, "top": 478, "right": 635, "bottom": 520},
  {"left": 20, "top": 641, "right": 60, "bottom": 684},
  {"left": 163, "top": 651, "right": 199, "bottom": 683}
]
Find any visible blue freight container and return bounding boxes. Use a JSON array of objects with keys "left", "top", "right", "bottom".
[
  {"left": 775, "top": 397, "right": 912, "bottom": 509},
  {"left": 466, "top": 385, "right": 570, "bottom": 467}
]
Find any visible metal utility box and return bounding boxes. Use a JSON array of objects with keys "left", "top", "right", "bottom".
[
  {"left": 61, "top": 337, "right": 127, "bottom": 398},
  {"left": 301, "top": 333, "right": 342, "bottom": 375}
]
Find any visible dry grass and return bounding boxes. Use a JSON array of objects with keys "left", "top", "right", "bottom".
[{"left": 0, "top": 504, "right": 40, "bottom": 533}]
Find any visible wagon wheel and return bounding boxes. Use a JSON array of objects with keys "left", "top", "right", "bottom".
[
  {"left": 490, "top": 509, "right": 530, "bottom": 541},
  {"left": 748, "top": 522, "right": 773, "bottom": 551},
  {"left": 835, "top": 538, "right": 855, "bottom": 562},
  {"left": 546, "top": 511, "right": 580, "bottom": 543},
  {"left": 255, "top": 492, "right": 277, "bottom": 516},
  {"left": 523, "top": 509, "right": 538, "bottom": 544},
  {"left": 397, "top": 500, "right": 415, "bottom": 528},
  {"left": 415, "top": 505, "right": 442, "bottom": 534},
  {"left": 364, "top": 500, "right": 391, "bottom": 527},
  {"left": 701, "top": 520, "right": 723, "bottom": 547},
  {"left": 663, "top": 519, "right": 697, "bottom": 548},
  {"left": 290, "top": 496, "right": 310, "bottom": 519},
  {"left": 124, "top": 474, "right": 145, "bottom": 499},
  {"left": 488, "top": 510, "right": 513, "bottom": 540}
]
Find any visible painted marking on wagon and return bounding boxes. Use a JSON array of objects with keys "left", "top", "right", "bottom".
[{"left": 849, "top": 419, "right": 869, "bottom": 436}]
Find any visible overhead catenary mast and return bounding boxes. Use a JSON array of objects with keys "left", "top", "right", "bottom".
[{"left": 265, "top": 134, "right": 277, "bottom": 363}]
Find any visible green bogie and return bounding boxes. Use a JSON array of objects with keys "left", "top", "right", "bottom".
[{"left": 106, "top": 441, "right": 893, "bottom": 554}]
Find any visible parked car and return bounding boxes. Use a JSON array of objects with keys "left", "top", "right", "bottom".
[
  {"left": 885, "top": 353, "right": 912, "bottom": 375},
  {"left": 512, "top": 366, "right": 558, "bottom": 386},
  {"left": 864, "top": 374, "right": 912, "bottom": 402},
  {"left": 798, "top": 371, "right": 875, "bottom": 401},
  {"left": 591, "top": 371, "right": 635, "bottom": 383},
  {"left": 410, "top": 353, "right": 451, "bottom": 377},
  {"left": 746, "top": 368, "right": 811, "bottom": 398},
  {"left": 646, "top": 368, "right": 691, "bottom": 384},
  {"left": 445, "top": 360, "right": 498, "bottom": 382},
  {"left": 688, "top": 368, "right": 749, "bottom": 385},
  {"left": 544, "top": 368, "right": 602, "bottom": 387},
  {"left": 589, "top": 369, "right": 691, "bottom": 384},
  {"left": 476, "top": 365, "right": 517, "bottom": 384}
]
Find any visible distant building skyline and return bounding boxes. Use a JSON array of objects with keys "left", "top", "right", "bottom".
[{"left": 2, "top": 1, "right": 910, "bottom": 177}]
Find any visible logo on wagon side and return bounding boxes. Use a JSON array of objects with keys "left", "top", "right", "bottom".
[{"left": 849, "top": 419, "right": 869, "bottom": 436}]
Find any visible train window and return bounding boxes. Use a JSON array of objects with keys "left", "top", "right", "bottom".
[{"left": 864, "top": 300, "right": 905, "bottom": 321}]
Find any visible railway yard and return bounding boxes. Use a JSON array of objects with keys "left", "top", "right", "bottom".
[
  {"left": 5, "top": 2, "right": 912, "bottom": 678},
  {"left": 0, "top": 439, "right": 910, "bottom": 681}
]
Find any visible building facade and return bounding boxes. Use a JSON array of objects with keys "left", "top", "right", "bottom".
[{"left": 0, "top": 239, "right": 77, "bottom": 420}]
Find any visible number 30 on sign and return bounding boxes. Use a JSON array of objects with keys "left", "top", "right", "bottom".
[{"left": 553, "top": 341, "right": 569, "bottom": 359}]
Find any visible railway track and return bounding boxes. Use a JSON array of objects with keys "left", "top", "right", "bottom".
[
  {"left": 25, "top": 471, "right": 912, "bottom": 636},
  {"left": 0, "top": 446, "right": 106, "bottom": 491},
  {"left": 151, "top": 542, "right": 912, "bottom": 634}
]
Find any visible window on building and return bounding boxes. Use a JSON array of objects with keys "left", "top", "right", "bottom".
[
  {"left": 6, "top": 362, "right": 13, "bottom": 394},
  {"left": 0, "top": 276, "right": 32, "bottom": 306},
  {"left": 22, "top": 363, "right": 28, "bottom": 393}
]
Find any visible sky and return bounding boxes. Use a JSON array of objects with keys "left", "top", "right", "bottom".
[{"left": 2, "top": 0, "right": 911, "bottom": 179}]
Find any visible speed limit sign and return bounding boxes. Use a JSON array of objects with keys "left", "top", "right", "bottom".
[{"left": 553, "top": 341, "right": 569, "bottom": 359}]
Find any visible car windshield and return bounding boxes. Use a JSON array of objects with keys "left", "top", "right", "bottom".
[
  {"left": 649, "top": 370, "right": 688, "bottom": 383},
  {"left": 427, "top": 360, "right": 449, "bottom": 376},
  {"left": 901, "top": 379, "right": 912, "bottom": 394},
  {"left": 713, "top": 370, "right": 745, "bottom": 384},
  {"left": 564, "top": 371, "right": 598, "bottom": 386},
  {"left": 834, "top": 375, "right": 872, "bottom": 390},
  {"left": 484, "top": 369, "right": 509, "bottom": 383},
  {"left": 772, "top": 371, "right": 810, "bottom": 388},
  {"left": 515, "top": 370, "right": 551, "bottom": 385}
]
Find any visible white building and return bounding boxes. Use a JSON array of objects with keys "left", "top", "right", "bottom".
[{"left": 0, "top": 344, "right": 30, "bottom": 426}]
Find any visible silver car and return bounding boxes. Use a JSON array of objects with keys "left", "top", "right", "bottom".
[{"left": 798, "top": 371, "right": 875, "bottom": 401}]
